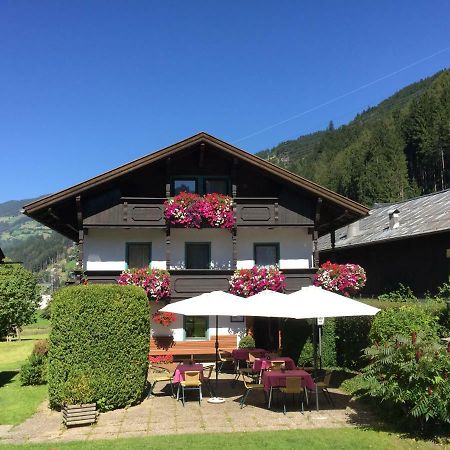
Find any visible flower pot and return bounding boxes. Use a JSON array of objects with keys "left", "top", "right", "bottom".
[{"left": 62, "top": 403, "right": 97, "bottom": 427}]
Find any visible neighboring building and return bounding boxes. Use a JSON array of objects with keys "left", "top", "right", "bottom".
[
  {"left": 23, "top": 132, "right": 367, "bottom": 355},
  {"left": 319, "top": 190, "right": 450, "bottom": 296}
]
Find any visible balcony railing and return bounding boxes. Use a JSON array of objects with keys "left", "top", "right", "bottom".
[
  {"left": 84, "top": 268, "right": 316, "bottom": 298},
  {"left": 83, "top": 197, "right": 313, "bottom": 227}
]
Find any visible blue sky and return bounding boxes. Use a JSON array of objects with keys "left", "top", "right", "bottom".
[{"left": 1, "top": 1, "right": 449, "bottom": 202}]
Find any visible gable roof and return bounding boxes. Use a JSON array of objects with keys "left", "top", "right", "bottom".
[
  {"left": 319, "top": 189, "right": 450, "bottom": 251},
  {"left": 23, "top": 132, "right": 368, "bottom": 239}
]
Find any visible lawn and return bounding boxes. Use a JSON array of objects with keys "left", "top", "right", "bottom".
[
  {"left": 0, "top": 316, "right": 50, "bottom": 425},
  {"left": 1, "top": 429, "right": 446, "bottom": 449}
]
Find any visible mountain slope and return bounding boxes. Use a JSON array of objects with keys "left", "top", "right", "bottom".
[{"left": 257, "top": 69, "right": 450, "bottom": 206}]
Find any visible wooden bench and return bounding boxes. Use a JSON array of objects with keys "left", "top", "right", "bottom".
[{"left": 149, "top": 334, "right": 237, "bottom": 358}]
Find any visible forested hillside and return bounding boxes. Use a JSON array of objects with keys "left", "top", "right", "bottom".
[
  {"left": 0, "top": 197, "right": 72, "bottom": 273},
  {"left": 258, "top": 69, "right": 450, "bottom": 206}
]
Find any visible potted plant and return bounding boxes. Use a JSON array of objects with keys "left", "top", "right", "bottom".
[
  {"left": 164, "top": 192, "right": 235, "bottom": 229},
  {"left": 117, "top": 268, "right": 171, "bottom": 302},
  {"left": 314, "top": 261, "right": 366, "bottom": 297},
  {"left": 229, "top": 266, "right": 286, "bottom": 297},
  {"left": 62, "top": 373, "right": 97, "bottom": 427}
]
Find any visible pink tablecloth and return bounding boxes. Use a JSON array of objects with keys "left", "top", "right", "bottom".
[
  {"left": 172, "top": 364, "right": 204, "bottom": 384},
  {"left": 231, "top": 348, "right": 266, "bottom": 361},
  {"left": 262, "top": 369, "right": 316, "bottom": 392},
  {"left": 253, "top": 357, "right": 296, "bottom": 372}
]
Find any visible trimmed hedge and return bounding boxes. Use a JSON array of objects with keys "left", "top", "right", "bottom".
[{"left": 48, "top": 284, "right": 150, "bottom": 411}]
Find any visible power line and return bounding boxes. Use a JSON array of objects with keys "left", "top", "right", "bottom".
[{"left": 232, "top": 45, "right": 450, "bottom": 145}]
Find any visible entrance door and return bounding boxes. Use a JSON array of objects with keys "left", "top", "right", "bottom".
[{"left": 252, "top": 317, "right": 280, "bottom": 351}]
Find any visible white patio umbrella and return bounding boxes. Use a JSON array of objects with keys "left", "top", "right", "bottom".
[{"left": 159, "top": 290, "right": 249, "bottom": 401}]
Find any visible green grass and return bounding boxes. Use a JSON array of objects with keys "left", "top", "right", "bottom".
[
  {"left": 0, "top": 429, "right": 446, "bottom": 449},
  {"left": 0, "top": 319, "right": 50, "bottom": 425}
]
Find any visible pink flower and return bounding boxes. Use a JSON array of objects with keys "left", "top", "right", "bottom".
[{"left": 229, "top": 266, "right": 286, "bottom": 297}]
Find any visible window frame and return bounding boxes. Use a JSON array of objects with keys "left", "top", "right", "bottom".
[
  {"left": 185, "top": 242, "right": 211, "bottom": 270},
  {"left": 183, "top": 315, "right": 210, "bottom": 341},
  {"left": 170, "top": 176, "right": 230, "bottom": 195},
  {"left": 253, "top": 242, "right": 280, "bottom": 267},
  {"left": 125, "top": 242, "right": 152, "bottom": 269}
]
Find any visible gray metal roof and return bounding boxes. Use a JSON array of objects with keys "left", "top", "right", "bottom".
[{"left": 319, "top": 189, "right": 450, "bottom": 251}]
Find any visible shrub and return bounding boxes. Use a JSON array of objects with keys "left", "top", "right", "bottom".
[
  {"left": 20, "top": 339, "right": 49, "bottom": 386},
  {"left": 360, "top": 332, "right": 450, "bottom": 434},
  {"left": 48, "top": 285, "right": 150, "bottom": 411},
  {"left": 238, "top": 335, "right": 255, "bottom": 349},
  {"left": 229, "top": 266, "right": 286, "bottom": 297},
  {"left": 378, "top": 283, "right": 417, "bottom": 302},
  {"left": 314, "top": 261, "right": 366, "bottom": 297},
  {"left": 0, "top": 264, "right": 40, "bottom": 339},
  {"left": 369, "top": 305, "right": 440, "bottom": 344}
]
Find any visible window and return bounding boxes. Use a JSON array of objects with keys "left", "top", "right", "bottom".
[
  {"left": 185, "top": 316, "right": 208, "bottom": 339},
  {"left": 173, "top": 179, "right": 197, "bottom": 195},
  {"left": 254, "top": 243, "right": 279, "bottom": 267},
  {"left": 204, "top": 178, "right": 228, "bottom": 195},
  {"left": 185, "top": 242, "right": 211, "bottom": 269},
  {"left": 171, "top": 176, "right": 229, "bottom": 195},
  {"left": 126, "top": 243, "right": 151, "bottom": 268}
]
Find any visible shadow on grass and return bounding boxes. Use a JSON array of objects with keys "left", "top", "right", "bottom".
[{"left": 0, "top": 370, "right": 19, "bottom": 388}]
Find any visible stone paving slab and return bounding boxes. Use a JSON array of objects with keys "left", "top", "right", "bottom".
[{"left": 0, "top": 373, "right": 376, "bottom": 444}]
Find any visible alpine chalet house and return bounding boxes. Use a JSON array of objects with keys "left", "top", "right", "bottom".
[{"left": 23, "top": 133, "right": 368, "bottom": 356}]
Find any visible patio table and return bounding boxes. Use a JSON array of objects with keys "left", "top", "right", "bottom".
[
  {"left": 262, "top": 369, "right": 316, "bottom": 408},
  {"left": 172, "top": 363, "right": 204, "bottom": 384},
  {"left": 252, "top": 356, "right": 296, "bottom": 372},
  {"left": 231, "top": 348, "right": 266, "bottom": 361}
]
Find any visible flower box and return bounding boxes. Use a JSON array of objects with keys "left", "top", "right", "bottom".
[
  {"left": 118, "top": 268, "right": 171, "bottom": 302},
  {"left": 62, "top": 403, "right": 97, "bottom": 427},
  {"left": 164, "top": 192, "right": 235, "bottom": 229},
  {"left": 314, "top": 261, "right": 366, "bottom": 296},
  {"left": 229, "top": 266, "right": 286, "bottom": 297}
]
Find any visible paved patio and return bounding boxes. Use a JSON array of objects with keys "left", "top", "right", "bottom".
[{"left": 0, "top": 373, "right": 376, "bottom": 445}]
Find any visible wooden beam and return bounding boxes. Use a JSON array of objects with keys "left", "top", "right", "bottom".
[
  {"left": 165, "top": 226, "right": 171, "bottom": 270},
  {"left": 165, "top": 157, "right": 171, "bottom": 198},
  {"left": 76, "top": 196, "right": 84, "bottom": 280},
  {"left": 199, "top": 142, "right": 205, "bottom": 168},
  {"left": 313, "top": 197, "right": 322, "bottom": 268},
  {"left": 232, "top": 227, "right": 237, "bottom": 269}
]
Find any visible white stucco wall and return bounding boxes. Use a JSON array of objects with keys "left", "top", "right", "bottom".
[
  {"left": 170, "top": 228, "right": 233, "bottom": 269},
  {"left": 84, "top": 227, "right": 313, "bottom": 271},
  {"left": 236, "top": 227, "right": 313, "bottom": 269},
  {"left": 83, "top": 228, "right": 166, "bottom": 271},
  {"left": 150, "top": 303, "right": 245, "bottom": 342}
]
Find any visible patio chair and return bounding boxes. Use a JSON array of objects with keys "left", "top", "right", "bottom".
[
  {"left": 217, "top": 349, "right": 234, "bottom": 373},
  {"left": 315, "top": 371, "right": 334, "bottom": 406},
  {"left": 239, "top": 375, "right": 265, "bottom": 409},
  {"left": 280, "top": 377, "right": 305, "bottom": 415},
  {"left": 202, "top": 364, "right": 216, "bottom": 397},
  {"left": 147, "top": 366, "right": 174, "bottom": 399},
  {"left": 269, "top": 360, "right": 286, "bottom": 371},
  {"left": 179, "top": 370, "right": 202, "bottom": 406}
]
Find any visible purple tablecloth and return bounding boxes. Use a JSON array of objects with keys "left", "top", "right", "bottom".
[
  {"left": 262, "top": 369, "right": 316, "bottom": 392},
  {"left": 231, "top": 348, "right": 266, "bottom": 361},
  {"left": 253, "top": 356, "right": 296, "bottom": 372},
  {"left": 172, "top": 364, "right": 204, "bottom": 384}
]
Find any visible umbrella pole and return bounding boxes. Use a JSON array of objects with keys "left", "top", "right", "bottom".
[
  {"left": 313, "top": 319, "right": 319, "bottom": 411},
  {"left": 215, "top": 315, "right": 219, "bottom": 385}
]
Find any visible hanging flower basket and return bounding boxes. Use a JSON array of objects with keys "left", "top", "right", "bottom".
[
  {"left": 117, "top": 268, "right": 171, "bottom": 302},
  {"left": 313, "top": 261, "right": 366, "bottom": 297},
  {"left": 229, "top": 266, "right": 286, "bottom": 297},
  {"left": 164, "top": 192, "right": 235, "bottom": 229},
  {"left": 152, "top": 311, "right": 176, "bottom": 327}
]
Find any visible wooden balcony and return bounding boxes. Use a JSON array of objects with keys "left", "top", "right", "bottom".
[
  {"left": 84, "top": 268, "right": 316, "bottom": 297},
  {"left": 83, "top": 196, "right": 314, "bottom": 228}
]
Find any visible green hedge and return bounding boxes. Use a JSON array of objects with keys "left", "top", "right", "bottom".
[
  {"left": 48, "top": 284, "right": 150, "bottom": 411},
  {"left": 282, "top": 301, "right": 448, "bottom": 371}
]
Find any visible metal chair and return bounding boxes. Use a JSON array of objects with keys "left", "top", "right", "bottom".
[
  {"left": 202, "top": 364, "right": 216, "bottom": 397},
  {"left": 179, "top": 370, "right": 202, "bottom": 406},
  {"left": 240, "top": 375, "right": 265, "bottom": 409},
  {"left": 217, "top": 349, "right": 234, "bottom": 373},
  {"left": 280, "top": 376, "right": 306, "bottom": 415},
  {"left": 147, "top": 365, "right": 174, "bottom": 399},
  {"left": 315, "top": 371, "right": 334, "bottom": 406}
]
